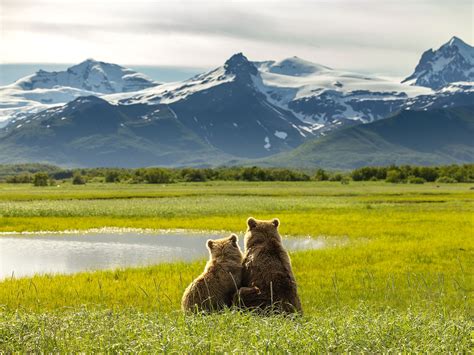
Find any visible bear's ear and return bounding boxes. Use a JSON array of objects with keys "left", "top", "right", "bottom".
[
  {"left": 229, "top": 234, "right": 238, "bottom": 243},
  {"left": 272, "top": 218, "right": 280, "bottom": 228},
  {"left": 247, "top": 217, "right": 257, "bottom": 229},
  {"left": 207, "top": 239, "right": 214, "bottom": 250}
]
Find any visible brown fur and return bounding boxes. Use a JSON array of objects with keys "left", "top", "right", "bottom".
[
  {"left": 235, "top": 217, "right": 302, "bottom": 314},
  {"left": 181, "top": 234, "right": 243, "bottom": 312}
]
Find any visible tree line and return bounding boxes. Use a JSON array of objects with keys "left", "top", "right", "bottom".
[{"left": 1, "top": 164, "right": 473, "bottom": 186}]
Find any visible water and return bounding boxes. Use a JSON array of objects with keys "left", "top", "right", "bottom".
[{"left": 0, "top": 232, "right": 325, "bottom": 279}]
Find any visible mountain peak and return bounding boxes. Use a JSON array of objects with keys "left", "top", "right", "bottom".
[
  {"left": 224, "top": 52, "right": 258, "bottom": 77},
  {"left": 68, "top": 58, "right": 116, "bottom": 73},
  {"left": 448, "top": 36, "right": 468, "bottom": 47},
  {"left": 402, "top": 36, "right": 474, "bottom": 89},
  {"left": 266, "top": 56, "right": 331, "bottom": 76},
  {"left": 13, "top": 59, "right": 159, "bottom": 94},
  {"left": 81, "top": 58, "right": 99, "bottom": 64}
]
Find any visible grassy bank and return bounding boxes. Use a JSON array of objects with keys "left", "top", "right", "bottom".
[{"left": 0, "top": 181, "right": 472, "bottom": 351}]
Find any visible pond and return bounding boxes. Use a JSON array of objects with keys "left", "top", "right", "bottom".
[{"left": 0, "top": 231, "right": 325, "bottom": 279}]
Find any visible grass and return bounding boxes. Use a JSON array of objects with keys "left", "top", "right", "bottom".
[
  {"left": 0, "top": 181, "right": 473, "bottom": 352},
  {"left": 1, "top": 306, "right": 470, "bottom": 352}
]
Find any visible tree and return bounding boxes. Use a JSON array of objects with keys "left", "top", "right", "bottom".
[
  {"left": 33, "top": 172, "right": 49, "bottom": 186},
  {"left": 314, "top": 168, "right": 328, "bottom": 181},
  {"left": 105, "top": 170, "right": 121, "bottom": 183},
  {"left": 436, "top": 176, "right": 457, "bottom": 183},
  {"left": 418, "top": 167, "right": 438, "bottom": 182},
  {"left": 407, "top": 176, "right": 425, "bottom": 184},
  {"left": 144, "top": 168, "right": 172, "bottom": 184},
  {"left": 7, "top": 174, "right": 33, "bottom": 183},
  {"left": 184, "top": 169, "right": 207, "bottom": 182},
  {"left": 385, "top": 170, "right": 402, "bottom": 183},
  {"left": 72, "top": 173, "right": 86, "bottom": 185}
]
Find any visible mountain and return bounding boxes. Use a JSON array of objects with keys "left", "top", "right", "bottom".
[
  {"left": 13, "top": 58, "right": 159, "bottom": 93},
  {"left": 403, "top": 36, "right": 474, "bottom": 89},
  {"left": 0, "top": 59, "right": 159, "bottom": 127},
  {"left": 0, "top": 96, "right": 230, "bottom": 167},
  {"left": 0, "top": 55, "right": 311, "bottom": 165},
  {"left": 260, "top": 105, "right": 474, "bottom": 169},
  {"left": 1, "top": 37, "right": 473, "bottom": 167},
  {"left": 109, "top": 53, "right": 312, "bottom": 158}
]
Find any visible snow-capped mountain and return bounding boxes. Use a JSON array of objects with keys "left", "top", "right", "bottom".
[
  {"left": 107, "top": 53, "right": 437, "bottom": 138},
  {"left": 1, "top": 37, "right": 473, "bottom": 167},
  {"left": 252, "top": 56, "right": 431, "bottom": 129},
  {"left": 403, "top": 36, "right": 474, "bottom": 89},
  {"left": 0, "top": 59, "right": 159, "bottom": 127},
  {"left": 109, "top": 53, "right": 312, "bottom": 157},
  {"left": 13, "top": 58, "right": 159, "bottom": 93}
]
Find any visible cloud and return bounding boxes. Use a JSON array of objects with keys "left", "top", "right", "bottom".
[{"left": 1, "top": 0, "right": 472, "bottom": 75}]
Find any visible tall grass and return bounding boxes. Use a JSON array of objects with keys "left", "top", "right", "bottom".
[{"left": 1, "top": 306, "right": 470, "bottom": 352}]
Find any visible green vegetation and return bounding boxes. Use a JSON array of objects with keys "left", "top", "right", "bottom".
[
  {"left": 72, "top": 173, "right": 86, "bottom": 185},
  {"left": 351, "top": 164, "right": 474, "bottom": 182},
  {"left": 0, "top": 181, "right": 472, "bottom": 351},
  {"left": 1, "top": 163, "right": 473, "bottom": 185}
]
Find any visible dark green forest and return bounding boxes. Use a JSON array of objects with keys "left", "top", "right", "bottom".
[{"left": 1, "top": 163, "right": 473, "bottom": 185}]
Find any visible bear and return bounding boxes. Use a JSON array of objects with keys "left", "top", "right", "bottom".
[
  {"left": 181, "top": 234, "right": 243, "bottom": 313},
  {"left": 235, "top": 217, "right": 302, "bottom": 314}
]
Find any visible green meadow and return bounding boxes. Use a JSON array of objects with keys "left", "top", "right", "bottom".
[{"left": 0, "top": 181, "right": 473, "bottom": 352}]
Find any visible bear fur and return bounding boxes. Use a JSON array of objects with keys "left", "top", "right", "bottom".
[
  {"left": 181, "top": 234, "right": 243, "bottom": 312},
  {"left": 236, "top": 217, "right": 302, "bottom": 314}
]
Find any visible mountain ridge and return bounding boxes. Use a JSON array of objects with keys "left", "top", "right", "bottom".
[{"left": 0, "top": 36, "right": 473, "bottom": 167}]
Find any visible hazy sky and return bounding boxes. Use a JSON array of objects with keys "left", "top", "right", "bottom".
[{"left": 1, "top": 0, "right": 472, "bottom": 76}]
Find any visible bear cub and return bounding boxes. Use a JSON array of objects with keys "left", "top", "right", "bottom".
[
  {"left": 181, "top": 234, "right": 243, "bottom": 312},
  {"left": 236, "top": 217, "right": 302, "bottom": 314}
]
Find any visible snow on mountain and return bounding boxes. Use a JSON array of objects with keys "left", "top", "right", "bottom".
[
  {"left": 0, "top": 59, "right": 159, "bottom": 127},
  {"left": 402, "top": 36, "right": 474, "bottom": 89},
  {"left": 12, "top": 59, "right": 159, "bottom": 93},
  {"left": 1, "top": 37, "right": 472, "bottom": 133},
  {"left": 257, "top": 56, "right": 331, "bottom": 76},
  {"left": 252, "top": 57, "right": 432, "bottom": 127},
  {"left": 107, "top": 54, "right": 433, "bottom": 135},
  {"left": 107, "top": 63, "right": 235, "bottom": 106}
]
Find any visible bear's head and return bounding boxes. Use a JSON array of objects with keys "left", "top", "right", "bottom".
[
  {"left": 244, "top": 217, "right": 281, "bottom": 249},
  {"left": 206, "top": 234, "right": 243, "bottom": 263}
]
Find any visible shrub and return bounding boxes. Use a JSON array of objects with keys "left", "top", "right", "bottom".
[
  {"left": 33, "top": 172, "right": 49, "bottom": 186},
  {"left": 72, "top": 174, "right": 86, "bottom": 185},
  {"left": 105, "top": 171, "right": 121, "bottom": 183},
  {"left": 352, "top": 167, "right": 386, "bottom": 181},
  {"left": 314, "top": 169, "right": 329, "bottom": 181},
  {"left": 418, "top": 167, "right": 438, "bottom": 182},
  {"left": 385, "top": 170, "right": 402, "bottom": 183},
  {"left": 144, "top": 168, "right": 172, "bottom": 184},
  {"left": 407, "top": 176, "right": 426, "bottom": 184},
  {"left": 436, "top": 176, "right": 457, "bottom": 183},
  {"left": 183, "top": 169, "right": 207, "bottom": 182},
  {"left": 6, "top": 174, "right": 33, "bottom": 183}
]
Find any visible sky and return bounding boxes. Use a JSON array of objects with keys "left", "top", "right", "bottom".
[{"left": 1, "top": 0, "right": 473, "bottom": 77}]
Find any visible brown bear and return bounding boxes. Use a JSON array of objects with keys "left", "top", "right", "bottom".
[
  {"left": 235, "top": 217, "right": 302, "bottom": 314},
  {"left": 181, "top": 234, "right": 243, "bottom": 312}
]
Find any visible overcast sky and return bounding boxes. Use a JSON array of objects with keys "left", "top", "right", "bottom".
[{"left": 1, "top": 0, "right": 472, "bottom": 76}]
